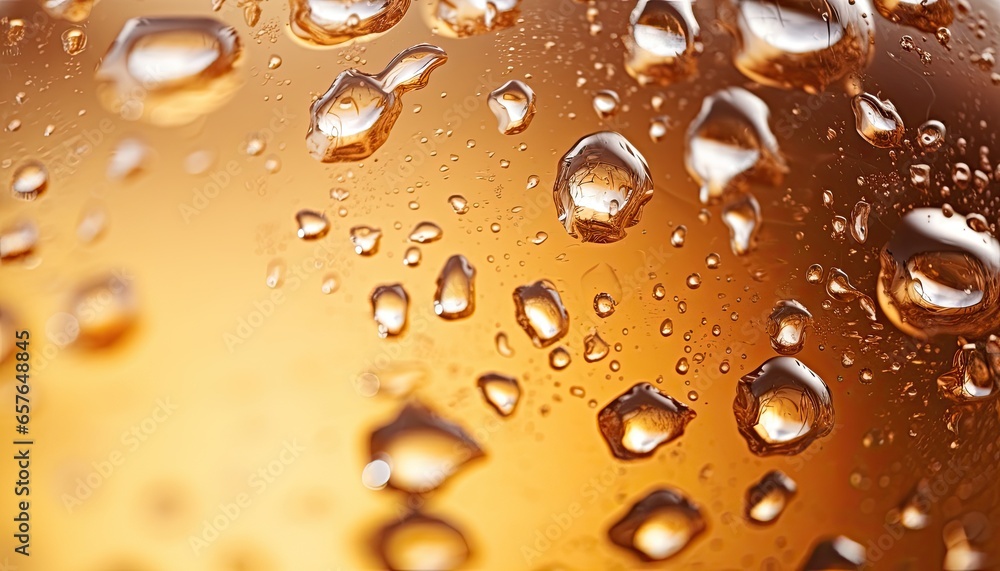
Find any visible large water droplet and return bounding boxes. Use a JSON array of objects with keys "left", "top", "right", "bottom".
[
  {"left": 722, "top": 192, "right": 761, "bottom": 256},
  {"left": 877, "top": 207, "right": 1000, "bottom": 339},
  {"left": 427, "top": 0, "right": 521, "bottom": 38},
  {"left": 374, "top": 512, "right": 470, "bottom": 571},
  {"left": 434, "top": 254, "right": 476, "bottom": 319},
  {"left": 726, "top": 0, "right": 875, "bottom": 93},
  {"left": 477, "top": 372, "right": 520, "bottom": 416},
  {"left": 608, "top": 488, "right": 706, "bottom": 561},
  {"left": 371, "top": 283, "right": 409, "bottom": 337},
  {"left": 553, "top": 131, "right": 654, "bottom": 243},
  {"left": 289, "top": 0, "right": 411, "bottom": 46},
  {"left": 369, "top": 402, "right": 483, "bottom": 493},
  {"left": 307, "top": 44, "right": 447, "bottom": 162},
  {"left": 488, "top": 80, "right": 536, "bottom": 135},
  {"left": 95, "top": 17, "right": 243, "bottom": 125},
  {"left": 767, "top": 300, "right": 812, "bottom": 355},
  {"left": 874, "top": 0, "right": 953, "bottom": 32},
  {"left": 852, "top": 93, "right": 905, "bottom": 149},
  {"left": 685, "top": 88, "right": 785, "bottom": 204},
  {"left": 598, "top": 382, "right": 696, "bottom": 459},
  {"left": 624, "top": 0, "right": 700, "bottom": 85},
  {"left": 734, "top": 356, "right": 834, "bottom": 455},
  {"left": 512, "top": 280, "right": 569, "bottom": 348},
  {"left": 745, "top": 470, "right": 797, "bottom": 524}
]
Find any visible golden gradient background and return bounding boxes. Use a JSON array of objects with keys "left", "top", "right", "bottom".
[{"left": 1, "top": 0, "right": 999, "bottom": 569}]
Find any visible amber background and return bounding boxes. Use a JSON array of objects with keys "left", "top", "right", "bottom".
[{"left": 1, "top": 0, "right": 1000, "bottom": 569}]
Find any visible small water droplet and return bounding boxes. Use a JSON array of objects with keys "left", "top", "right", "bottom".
[
  {"left": 513, "top": 280, "right": 569, "bottom": 347},
  {"left": 351, "top": 225, "right": 383, "bottom": 255},
  {"left": 296, "top": 210, "right": 329, "bottom": 240},
  {"left": 478, "top": 372, "right": 520, "bottom": 416},
  {"left": 371, "top": 283, "right": 409, "bottom": 337}
]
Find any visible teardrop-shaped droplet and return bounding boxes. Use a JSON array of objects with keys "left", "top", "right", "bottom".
[
  {"left": 553, "top": 131, "right": 654, "bottom": 243},
  {"left": 598, "top": 382, "right": 697, "bottom": 459},
  {"left": 852, "top": 93, "right": 905, "bottom": 149},
  {"left": 307, "top": 44, "right": 447, "bottom": 162},
  {"left": 722, "top": 192, "right": 761, "bottom": 256},
  {"left": 512, "top": 279, "right": 569, "bottom": 347},
  {"left": 477, "top": 372, "right": 520, "bottom": 416},
  {"left": 745, "top": 470, "right": 797, "bottom": 524},
  {"left": 734, "top": 356, "right": 834, "bottom": 456},
  {"left": 434, "top": 254, "right": 476, "bottom": 319},
  {"left": 296, "top": 210, "right": 329, "bottom": 240},
  {"left": 894, "top": 479, "right": 932, "bottom": 530},
  {"left": 371, "top": 283, "right": 409, "bottom": 337},
  {"left": 494, "top": 331, "right": 515, "bottom": 357},
  {"left": 265, "top": 259, "right": 285, "bottom": 288},
  {"left": 685, "top": 88, "right": 785, "bottom": 204},
  {"left": 351, "top": 225, "right": 383, "bottom": 255},
  {"left": 488, "top": 80, "right": 536, "bottom": 135},
  {"left": 549, "top": 346, "right": 571, "bottom": 370},
  {"left": 608, "top": 487, "right": 707, "bottom": 561},
  {"left": 403, "top": 246, "right": 422, "bottom": 267},
  {"left": 289, "top": 0, "right": 411, "bottom": 46},
  {"left": 766, "top": 300, "right": 812, "bottom": 355},
  {"left": 408, "top": 221, "right": 443, "bottom": 243},
  {"left": 625, "top": 0, "right": 700, "bottom": 85}
]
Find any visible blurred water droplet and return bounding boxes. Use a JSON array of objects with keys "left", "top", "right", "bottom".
[
  {"left": 429, "top": 0, "right": 521, "bottom": 37},
  {"left": 11, "top": 160, "right": 48, "bottom": 201},
  {"left": 69, "top": 272, "right": 138, "bottom": 348},
  {"left": 321, "top": 274, "right": 339, "bottom": 294},
  {"left": 625, "top": 0, "right": 701, "bottom": 85},
  {"left": 77, "top": 206, "right": 108, "bottom": 244},
  {"left": 722, "top": 193, "right": 761, "bottom": 256},
  {"left": 494, "top": 331, "right": 514, "bottom": 357},
  {"left": 107, "top": 137, "right": 149, "bottom": 181},
  {"left": 61, "top": 26, "right": 87, "bottom": 55},
  {"left": 477, "top": 372, "right": 520, "bottom": 416},
  {"left": 0, "top": 221, "right": 39, "bottom": 261},
  {"left": 745, "top": 470, "right": 797, "bottom": 524},
  {"left": 937, "top": 338, "right": 999, "bottom": 402},
  {"left": 594, "top": 292, "right": 617, "bottom": 318},
  {"left": 608, "top": 487, "right": 706, "bottom": 560},
  {"left": 362, "top": 458, "right": 391, "bottom": 490},
  {"left": 403, "top": 246, "right": 422, "bottom": 267}
]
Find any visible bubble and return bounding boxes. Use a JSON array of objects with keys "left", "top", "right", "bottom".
[
  {"left": 95, "top": 17, "right": 243, "bottom": 126},
  {"left": 874, "top": 0, "right": 953, "bottom": 32},
  {"left": 608, "top": 488, "right": 706, "bottom": 561},
  {"left": 408, "top": 221, "right": 443, "bottom": 243},
  {"left": 686, "top": 88, "right": 785, "bottom": 204},
  {"left": 374, "top": 512, "right": 470, "bottom": 570},
  {"left": 513, "top": 280, "right": 569, "bottom": 347},
  {"left": 745, "top": 470, "right": 797, "bottom": 524},
  {"left": 592, "top": 90, "right": 620, "bottom": 118},
  {"left": 427, "top": 0, "right": 521, "bottom": 38},
  {"left": 624, "top": 0, "right": 701, "bottom": 85},
  {"left": 549, "top": 346, "right": 571, "bottom": 370},
  {"left": 877, "top": 207, "right": 1000, "bottom": 339},
  {"left": 289, "top": 0, "right": 411, "bottom": 46},
  {"left": 371, "top": 283, "right": 409, "bottom": 337},
  {"left": 734, "top": 356, "right": 835, "bottom": 456},
  {"left": 68, "top": 272, "right": 138, "bottom": 348},
  {"left": 767, "top": 300, "right": 812, "bottom": 355},
  {"left": 594, "top": 292, "right": 617, "bottom": 318},
  {"left": 295, "top": 210, "right": 329, "bottom": 240},
  {"left": 350, "top": 225, "right": 383, "bottom": 255},
  {"left": 553, "top": 131, "right": 654, "bottom": 243},
  {"left": 722, "top": 193, "right": 761, "bottom": 256},
  {"left": 584, "top": 329, "right": 611, "bottom": 362},
  {"left": 307, "top": 44, "right": 447, "bottom": 162},
  {"left": 800, "top": 536, "right": 867, "bottom": 570},
  {"left": 477, "top": 372, "right": 520, "bottom": 416},
  {"left": 487, "top": 80, "right": 537, "bottom": 135},
  {"left": 852, "top": 93, "right": 905, "bottom": 149},
  {"left": 725, "top": 0, "right": 875, "bottom": 93},
  {"left": 598, "top": 382, "right": 697, "bottom": 459},
  {"left": 11, "top": 160, "right": 48, "bottom": 201},
  {"left": 434, "top": 255, "right": 476, "bottom": 319},
  {"left": 0, "top": 221, "right": 39, "bottom": 261},
  {"left": 61, "top": 26, "right": 87, "bottom": 55}
]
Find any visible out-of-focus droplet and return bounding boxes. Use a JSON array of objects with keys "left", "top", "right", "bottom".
[
  {"left": 942, "top": 514, "right": 990, "bottom": 571},
  {"left": 917, "top": 119, "right": 946, "bottom": 151},
  {"left": 877, "top": 207, "right": 1000, "bottom": 339},
  {"left": 289, "top": 0, "right": 411, "bottom": 46},
  {"left": 850, "top": 200, "right": 870, "bottom": 244},
  {"left": 608, "top": 488, "right": 706, "bottom": 561},
  {"left": 321, "top": 274, "right": 339, "bottom": 294},
  {"left": 767, "top": 300, "right": 812, "bottom": 355},
  {"left": 265, "top": 259, "right": 285, "bottom": 289},
  {"left": 61, "top": 26, "right": 87, "bottom": 55},
  {"left": 362, "top": 458, "right": 391, "bottom": 490},
  {"left": 745, "top": 470, "right": 797, "bottom": 524},
  {"left": 584, "top": 329, "right": 610, "bottom": 362},
  {"left": 488, "top": 80, "right": 536, "bottom": 135},
  {"left": 107, "top": 137, "right": 149, "bottom": 181},
  {"left": 594, "top": 292, "right": 617, "bottom": 318},
  {"left": 0, "top": 221, "right": 39, "bottom": 261},
  {"left": 371, "top": 283, "right": 409, "bottom": 337},
  {"left": 593, "top": 90, "right": 620, "bottom": 118},
  {"left": 434, "top": 254, "right": 476, "bottom": 319},
  {"left": 553, "top": 131, "right": 654, "bottom": 243},
  {"left": 351, "top": 225, "right": 383, "bottom": 255},
  {"left": 726, "top": 0, "right": 875, "bottom": 93},
  {"left": 448, "top": 194, "right": 469, "bottom": 214},
  {"left": 598, "top": 382, "right": 696, "bottom": 459},
  {"left": 722, "top": 193, "right": 761, "bottom": 256},
  {"left": 11, "top": 160, "right": 48, "bottom": 201},
  {"left": 69, "top": 273, "right": 138, "bottom": 348},
  {"left": 77, "top": 206, "right": 108, "bottom": 244},
  {"left": 95, "top": 17, "right": 243, "bottom": 126},
  {"left": 375, "top": 512, "right": 470, "bottom": 571},
  {"left": 686, "top": 88, "right": 785, "bottom": 204},
  {"left": 296, "top": 210, "right": 329, "bottom": 240},
  {"left": 513, "top": 279, "right": 569, "bottom": 347},
  {"left": 893, "top": 479, "right": 932, "bottom": 530},
  {"left": 937, "top": 338, "right": 999, "bottom": 402},
  {"left": 624, "top": 0, "right": 701, "bottom": 85},
  {"left": 408, "top": 222, "right": 443, "bottom": 243},
  {"left": 874, "top": 0, "right": 953, "bottom": 32},
  {"left": 549, "top": 346, "right": 571, "bottom": 370},
  {"left": 427, "top": 0, "right": 521, "bottom": 37},
  {"left": 403, "top": 246, "right": 422, "bottom": 267},
  {"left": 800, "top": 536, "right": 866, "bottom": 570},
  {"left": 370, "top": 402, "right": 483, "bottom": 493},
  {"left": 852, "top": 93, "right": 905, "bottom": 149},
  {"left": 734, "top": 356, "right": 834, "bottom": 455},
  {"left": 477, "top": 372, "right": 520, "bottom": 416},
  {"left": 42, "top": 0, "right": 98, "bottom": 22},
  {"left": 307, "top": 44, "right": 447, "bottom": 162},
  {"left": 649, "top": 116, "right": 669, "bottom": 142}
]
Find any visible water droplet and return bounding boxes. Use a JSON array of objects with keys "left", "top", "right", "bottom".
[
  {"left": 61, "top": 26, "right": 87, "bottom": 55},
  {"left": 806, "top": 264, "right": 824, "bottom": 284},
  {"left": 852, "top": 93, "right": 905, "bottom": 149},
  {"left": 593, "top": 90, "right": 620, "bottom": 118},
  {"left": 362, "top": 459, "right": 391, "bottom": 490},
  {"left": 877, "top": 207, "right": 1000, "bottom": 339},
  {"left": 918, "top": 119, "right": 946, "bottom": 151},
  {"left": 513, "top": 280, "right": 569, "bottom": 348},
  {"left": 686, "top": 88, "right": 785, "bottom": 204},
  {"left": 584, "top": 329, "right": 611, "bottom": 362},
  {"left": 670, "top": 225, "right": 687, "bottom": 247},
  {"left": 827, "top": 267, "right": 877, "bottom": 321},
  {"left": 649, "top": 116, "right": 669, "bottom": 142},
  {"left": 77, "top": 206, "right": 108, "bottom": 244},
  {"left": 722, "top": 193, "right": 761, "bottom": 256},
  {"left": 477, "top": 372, "right": 520, "bottom": 416},
  {"left": 351, "top": 225, "right": 383, "bottom": 255},
  {"left": 408, "top": 221, "right": 443, "bottom": 243},
  {"left": 850, "top": 200, "right": 870, "bottom": 244},
  {"left": 800, "top": 536, "right": 866, "bottom": 570},
  {"left": 874, "top": 0, "right": 953, "bottom": 32},
  {"left": 745, "top": 470, "right": 797, "bottom": 524},
  {"left": 370, "top": 402, "right": 483, "bottom": 493},
  {"left": 624, "top": 0, "right": 701, "bottom": 85},
  {"left": 727, "top": 0, "right": 875, "bottom": 93},
  {"left": 659, "top": 318, "right": 673, "bottom": 337},
  {"left": 371, "top": 283, "right": 409, "bottom": 337},
  {"left": 267, "top": 54, "right": 282, "bottom": 69},
  {"left": 401, "top": 246, "right": 421, "bottom": 267},
  {"left": 0, "top": 221, "right": 39, "bottom": 261},
  {"left": 69, "top": 273, "right": 138, "bottom": 348},
  {"left": 434, "top": 255, "right": 476, "bottom": 319},
  {"left": 686, "top": 273, "right": 701, "bottom": 289},
  {"left": 448, "top": 194, "right": 469, "bottom": 214},
  {"left": 608, "top": 488, "right": 706, "bottom": 561},
  {"left": 734, "top": 356, "right": 835, "bottom": 455},
  {"left": 289, "top": 0, "right": 411, "bottom": 45},
  {"left": 937, "top": 339, "right": 999, "bottom": 402},
  {"left": 909, "top": 164, "right": 931, "bottom": 188},
  {"left": 553, "top": 131, "right": 654, "bottom": 243},
  {"left": 375, "top": 512, "right": 470, "bottom": 570},
  {"left": 296, "top": 210, "right": 329, "bottom": 240},
  {"left": 488, "top": 80, "right": 536, "bottom": 135},
  {"left": 549, "top": 346, "right": 572, "bottom": 370},
  {"left": 531, "top": 231, "right": 548, "bottom": 245},
  {"left": 307, "top": 44, "right": 447, "bottom": 162},
  {"left": 652, "top": 283, "right": 666, "bottom": 299},
  {"left": 11, "top": 160, "right": 48, "bottom": 201},
  {"left": 594, "top": 292, "right": 617, "bottom": 318},
  {"left": 95, "top": 17, "right": 243, "bottom": 125},
  {"left": 321, "top": 274, "right": 339, "bottom": 294},
  {"left": 265, "top": 259, "right": 285, "bottom": 288},
  {"left": 767, "top": 300, "right": 812, "bottom": 355},
  {"left": 428, "top": 0, "right": 521, "bottom": 37},
  {"left": 41, "top": 0, "right": 97, "bottom": 22},
  {"left": 599, "top": 382, "right": 696, "bottom": 459}
]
